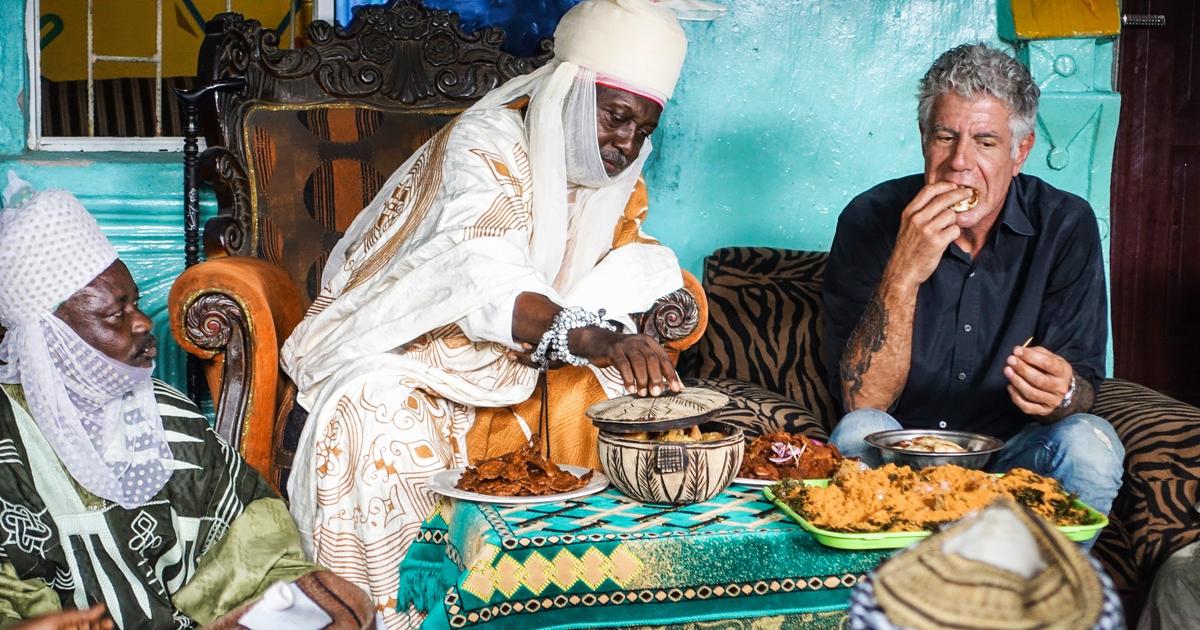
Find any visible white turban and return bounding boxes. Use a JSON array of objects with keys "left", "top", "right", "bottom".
[
  {"left": 0, "top": 172, "right": 117, "bottom": 328},
  {"left": 0, "top": 172, "right": 172, "bottom": 509},
  {"left": 554, "top": 0, "right": 723, "bottom": 103}
]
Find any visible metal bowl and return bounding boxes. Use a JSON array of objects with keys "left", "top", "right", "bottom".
[{"left": 864, "top": 429, "right": 1004, "bottom": 470}]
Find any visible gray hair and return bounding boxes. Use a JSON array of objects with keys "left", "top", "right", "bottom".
[{"left": 917, "top": 43, "right": 1040, "bottom": 158}]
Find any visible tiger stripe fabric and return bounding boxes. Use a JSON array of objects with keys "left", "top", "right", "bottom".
[
  {"left": 679, "top": 246, "right": 1200, "bottom": 620},
  {"left": 680, "top": 247, "right": 837, "bottom": 430}
]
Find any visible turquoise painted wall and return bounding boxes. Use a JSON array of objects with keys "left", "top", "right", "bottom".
[
  {"left": 644, "top": 0, "right": 1118, "bottom": 279},
  {"left": 0, "top": 0, "right": 1118, "bottom": 390}
]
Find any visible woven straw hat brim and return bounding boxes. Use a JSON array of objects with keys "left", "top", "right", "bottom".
[{"left": 873, "top": 498, "right": 1103, "bottom": 630}]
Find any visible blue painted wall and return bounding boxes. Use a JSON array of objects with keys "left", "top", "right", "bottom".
[{"left": 337, "top": 0, "right": 575, "bottom": 56}]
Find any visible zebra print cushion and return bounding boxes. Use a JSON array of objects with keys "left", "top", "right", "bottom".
[
  {"left": 679, "top": 247, "right": 838, "bottom": 431},
  {"left": 1091, "top": 379, "right": 1200, "bottom": 615},
  {"left": 684, "top": 377, "right": 829, "bottom": 440}
]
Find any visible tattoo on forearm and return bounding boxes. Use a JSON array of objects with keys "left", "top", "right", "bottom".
[{"left": 840, "top": 291, "right": 888, "bottom": 408}]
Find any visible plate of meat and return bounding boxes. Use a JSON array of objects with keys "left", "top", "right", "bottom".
[
  {"left": 733, "top": 432, "right": 846, "bottom": 486},
  {"left": 426, "top": 438, "right": 608, "bottom": 505}
]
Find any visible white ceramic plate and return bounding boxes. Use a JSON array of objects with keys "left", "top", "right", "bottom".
[
  {"left": 732, "top": 476, "right": 777, "bottom": 487},
  {"left": 426, "top": 465, "right": 609, "bottom": 506}
]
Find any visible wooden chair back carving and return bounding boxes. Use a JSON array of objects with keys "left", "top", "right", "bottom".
[{"left": 193, "top": 0, "right": 552, "bottom": 300}]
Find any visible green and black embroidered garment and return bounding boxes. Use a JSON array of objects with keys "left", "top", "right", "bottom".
[{"left": 0, "top": 380, "right": 316, "bottom": 628}]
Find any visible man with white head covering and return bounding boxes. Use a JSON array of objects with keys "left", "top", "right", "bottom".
[
  {"left": 279, "top": 0, "right": 719, "bottom": 625},
  {"left": 0, "top": 174, "right": 374, "bottom": 628}
]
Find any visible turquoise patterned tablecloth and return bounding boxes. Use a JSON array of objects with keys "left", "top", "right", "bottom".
[{"left": 398, "top": 484, "right": 892, "bottom": 629}]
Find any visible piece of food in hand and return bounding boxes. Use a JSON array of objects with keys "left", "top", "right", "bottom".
[
  {"left": 949, "top": 186, "right": 980, "bottom": 213},
  {"left": 457, "top": 436, "right": 592, "bottom": 496},
  {"left": 739, "top": 432, "right": 844, "bottom": 480},
  {"left": 892, "top": 435, "right": 968, "bottom": 453},
  {"left": 774, "top": 463, "right": 1095, "bottom": 533}
]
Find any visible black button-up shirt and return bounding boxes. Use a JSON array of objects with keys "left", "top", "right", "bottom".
[{"left": 821, "top": 173, "right": 1107, "bottom": 440}]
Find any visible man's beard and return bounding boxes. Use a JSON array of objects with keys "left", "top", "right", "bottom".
[{"left": 600, "top": 148, "right": 629, "bottom": 172}]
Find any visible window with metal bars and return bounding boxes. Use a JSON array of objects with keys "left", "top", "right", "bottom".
[{"left": 32, "top": 0, "right": 306, "bottom": 151}]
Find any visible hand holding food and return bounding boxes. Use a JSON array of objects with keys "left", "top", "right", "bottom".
[
  {"left": 886, "top": 181, "right": 973, "bottom": 287},
  {"left": 1004, "top": 344, "right": 1074, "bottom": 417}
]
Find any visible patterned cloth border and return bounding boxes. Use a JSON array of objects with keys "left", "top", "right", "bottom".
[{"left": 399, "top": 485, "right": 892, "bottom": 629}]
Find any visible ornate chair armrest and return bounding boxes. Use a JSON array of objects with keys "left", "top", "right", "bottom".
[
  {"left": 640, "top": 270, "right": 708, "bottom": 352},
  {"left": 168, "top": 256, "right": 306, "bottom": 478}
]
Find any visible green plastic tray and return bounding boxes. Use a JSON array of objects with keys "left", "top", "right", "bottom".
[{"left": 763, "top": 480, "right": 1109, "bottom": 550}]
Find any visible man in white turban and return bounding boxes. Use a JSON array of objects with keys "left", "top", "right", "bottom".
[
  {"left": 0, "top": 174, "right": 374, "bottom": 628},
  {"left": 279, "top": 0, "right": 720, "bottom": 625}
]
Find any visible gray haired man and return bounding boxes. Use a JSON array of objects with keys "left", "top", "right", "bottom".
[{"left": 820, "top": 43, "right": 1122, "bottom": 545}]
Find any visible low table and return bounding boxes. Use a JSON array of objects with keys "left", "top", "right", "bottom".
[{"left": 398, "top": 484, "right": 892, "bottom": 629}]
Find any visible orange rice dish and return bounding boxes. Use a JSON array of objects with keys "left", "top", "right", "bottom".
[{"left": 773, "top": 462, "right": 1095, "bottom": 533}]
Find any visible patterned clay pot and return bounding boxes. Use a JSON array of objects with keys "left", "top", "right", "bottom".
[{"left": 597, "top": 425, "right": 744, "bottom": 505}]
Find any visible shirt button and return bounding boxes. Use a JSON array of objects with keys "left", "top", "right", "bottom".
[
  {"left": 963, "top": 324, "right": 972, "bottom": 332},
  {"left": 938, "top": 421, "right": 948, "bottom": 429},
  {"left": 969, "top": 271, "right": 976, "bottom": 278},
  {"left": 957, "top": 372, "right": 966, "bottom": 381}
]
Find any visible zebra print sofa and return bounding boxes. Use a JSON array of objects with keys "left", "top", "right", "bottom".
[{"left": 678, "top": 246, "right": 1200, "bottom": 619}]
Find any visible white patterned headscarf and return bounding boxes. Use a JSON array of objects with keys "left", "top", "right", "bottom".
[{"left": 0, "top": 172, "right": 172, "bottom": 509}]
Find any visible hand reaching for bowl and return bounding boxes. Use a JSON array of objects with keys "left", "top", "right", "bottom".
[{"left": 507, "top": 329, "right": 683, "bottom": 397}]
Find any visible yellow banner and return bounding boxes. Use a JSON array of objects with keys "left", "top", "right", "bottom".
[{"left": 41, "top": 0, "right": 298, "bottom": 82}]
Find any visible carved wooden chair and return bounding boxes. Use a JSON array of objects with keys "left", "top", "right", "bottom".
[{"left": 167, "top": 0, "right": 706, "bottom": 491}]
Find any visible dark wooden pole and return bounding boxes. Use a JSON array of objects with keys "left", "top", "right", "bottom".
[{"left": 174, "top": 78, "right": 245, "bottom": 404}]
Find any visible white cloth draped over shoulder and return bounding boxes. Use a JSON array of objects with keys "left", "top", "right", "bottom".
[{"left": 281, "top": 102, "right": 683, "bottom": 413}]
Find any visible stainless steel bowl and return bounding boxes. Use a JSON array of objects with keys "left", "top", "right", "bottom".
[{"left": 864, "top": 429, "right": 1004, "bottom": 470}]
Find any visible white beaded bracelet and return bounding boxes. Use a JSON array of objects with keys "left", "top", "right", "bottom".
[{"left": 530, "top": 306, "right": 616, "bottom": 369}]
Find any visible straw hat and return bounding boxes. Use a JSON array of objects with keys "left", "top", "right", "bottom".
[{"left": 852, "top": 497, "right": 1120, "bottom": 630}]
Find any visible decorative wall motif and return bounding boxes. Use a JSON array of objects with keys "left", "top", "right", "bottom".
[
  {"left": 1025, "top": 39, "right": 1108, "bottom": 93},
  {"left": 1012, "top": 34, "right": 1119, "bottom": 365},
  {"left": 1016, "top": 38, "right": 1119, "bottom": 261}
]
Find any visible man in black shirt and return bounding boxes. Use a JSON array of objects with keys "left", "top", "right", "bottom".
[{"left": 822, "top": 44, "right": 1123, "bottom": 535}]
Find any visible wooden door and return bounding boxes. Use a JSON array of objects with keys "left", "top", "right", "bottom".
[{"left": 1112, "top": 0, "right": 1200, "bottom": 404}]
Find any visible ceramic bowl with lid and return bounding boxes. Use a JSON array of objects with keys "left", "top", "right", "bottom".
[{"left": 587, "top": 387, "right": 740, "bottom": 505}]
